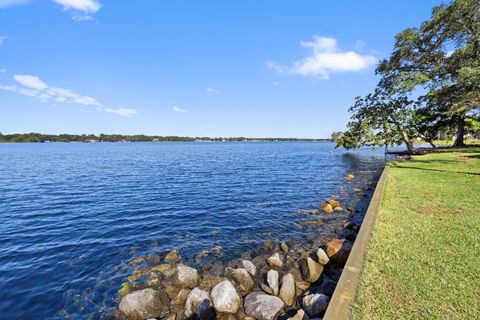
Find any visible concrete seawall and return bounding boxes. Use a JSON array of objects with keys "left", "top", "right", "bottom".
[{"left": 324, "top": 166, "right": 389, "bottom": 320}]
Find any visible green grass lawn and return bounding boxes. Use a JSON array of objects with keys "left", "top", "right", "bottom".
[{"left": 351, "top": 147, "right": 480, "bottom": 320}]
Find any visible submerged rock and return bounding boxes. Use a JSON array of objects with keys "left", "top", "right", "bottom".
[
  {"left": 184, "top": 287, "right": 214, "bottom": 319},
  {"left": 244, "top": 292, "right": 285, "bottom": 320},
  {"left": 165, "top": 249, "right": 180, "bottom": 262},
  {"left": 299, "top": 257, "right": 323, "bottom": 283},
  {"left": 260, "top": 270, "right": 280, "bottom": 296},
  {"left": 241, "top": 260, "right": 257, "bottom": 277},
  {"left": 174, "top": 264, "right": 200, "bottom": 289},
  {"left": 119, "top": 288, "right": 169, "bottom": 320},
  {"left": 325, "top": 239, "right": 353, "bottom": 265},
  {"left": 211, "top": 280, "right": 241, "bottom": 314},
  {"left": 320, "top": 203, "right": 334, "bottom": 214},
  {"left": 316, "top": 248, "right": 329, "bottom": 265},
  {"left": 302, "top": 293, "right": 329, "bottom": 317},
  {"left": 279, "top": 273, "right": 295, "bottom": 306},
  {"left": 326, "top": 199, "right": 340, "bottom": 208},
  {"left": 267, "top": 253, "right": 284, "bottom": 268}
]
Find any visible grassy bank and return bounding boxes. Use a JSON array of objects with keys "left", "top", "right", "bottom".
[{"left": 352, "top": 147, "right": 480, "bottom": 319}]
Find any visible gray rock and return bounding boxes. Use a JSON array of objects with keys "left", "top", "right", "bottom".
[
  {"left": 241, "top": 260, "right": 257, "bottom": 277},
  {"left": 316, "top": 248, "right": 329, "bottom": 265},
  {"left": 174, "top": 264, "right": 200, "bottom": 289},
  {"left": 184, "top": 287, "right": 214, "bottom": 319},
  {"left": 244, "top": 292, "right": 285, "bottom": 320},
  {"left": 279, "top": 273, "right": 295, "bottom": 306},
  {"left": 211, "top": 280, "right": 241, "bottom": 314},
  {"left": 230, "top": 268, "right": 254, "bottom": 296},
  {"left": 298, "top": 257, "right": 323, "bottom": 283},
  {"left": 287, "top": 309, "right": 310, "bottom": 320},
  {"left": 119, "top": 288, "right": 169, "bottom": 319},
  {"left": 267, "top": 253, "right": 284, "bottom": 268},
  {"left": 302, "top": 293, "right": 330, "bottom": 317},
  {"left": 260, "top": 269, "right": 279, "bottom": 296}
]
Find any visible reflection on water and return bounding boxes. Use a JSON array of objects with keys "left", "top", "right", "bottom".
[{"left": 0, "top": 142, "right": 387, "bottom": 319}]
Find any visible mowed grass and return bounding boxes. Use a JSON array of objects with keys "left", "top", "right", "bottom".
[{"left": 351, "top": 147, "right": 480, "bottom": 320}]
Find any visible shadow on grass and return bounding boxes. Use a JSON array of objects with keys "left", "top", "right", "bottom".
[{"left": 390, "top": 162, "right": 480, "bottom": 176}]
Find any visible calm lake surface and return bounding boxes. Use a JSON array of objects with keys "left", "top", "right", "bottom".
[{"left": 0, "top": 142, "right": 387, "bottom": 319}]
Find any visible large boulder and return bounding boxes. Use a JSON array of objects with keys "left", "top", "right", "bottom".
[
  {"left": 174, "top": 264, "right": 200, "bottom": 289},
  {"left": 325, "top": 239, "right": 353, "bottom": 265},
  {"left": 279, "top": 273, "right": 295, "bottom": 306},
  {"left": 260, "top": 269, "right": 279, "bottom": 296},
  {"left": 229, "top": 268, "right": 254, "bottom": 296},
  {"left": 298, "top": 257, "right": 323, "bottom": 283},
  {"left": 184, "top": 288, "right": 214, "bottom": 319},
  {"left": 241, "top": 260, "right": 257, "bottom": 277},
  {"left": 119, "top": 288, "right": 169, "bottom": 319},
  {"left": 244, "top": 292, "right": 285, "bottom": 320},
  {"left": 211, "top": 280, "right": 241, "bottom": 314},
  {"left": 302, "top": 293, "right": 330, "bottom": 317},
  {"left": 267, "top": 253, "right": 284, "bottom": 268},
  {"left": 316, "top": 248, "right": 329, "bottom": 265}
]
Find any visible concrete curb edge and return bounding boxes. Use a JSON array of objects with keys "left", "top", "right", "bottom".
[{"left": 323, "top": 165, "right": 389, "bottom": 320}]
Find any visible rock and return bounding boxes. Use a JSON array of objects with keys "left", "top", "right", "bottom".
[
  {"left": 218, "top": 313, "right": 237, "bottom": 320},
  {"left": 165, "top": 249, "right": 180, "bottom": 262},
  {"left": 174, "top": 264, "right": 200, "bottom": 289},
  {"left": 298, "top": 257, "right": 323, "bottom": 283},
  {"left": 326, "top": 199, "right": 340, "bottom": 208},
  {"left": 267, "top": 253, "right": 284, "bottom": 268},
  {"left": 211, "top": 280, "right": 241, "bottom": 314},
  {"left": 287, "top": 309, "right": 310, "bottom": 320},
  {"left": 244, "top": 292, "right": 285, "bottom": 320},
  {"left": 230, "top": 268, "right": 254, "bottom": 296},
  {"left": 241, "top": 260, "right": 257, "bottom": 277},
  {"left": 279, "top": 273, "right": 295, "bottom": 306},
  {"left": 302, "top": 293, "right": 329, "bottom": 317},
  {"left": 119, "top": 288, "right": 169, "bottom": 319},
  {"left": 347, "top": 174, "right": 355, "bottom": 179},
  {"left": 164, "top": 314, "right": 176, "bottom": 320},
  {"left": 184, "top": 287, "right": 214, "bottom": 319},
  {"left": 262, "top": 239, "right": 279, "bottom": 251},
  {"left": 281, "top": 241, "right": 289, "bottom": 252},
  {"left": 316, "top": 248, "right": 329, "bottom": 265},
  {"left": 260, "top": 270, "right": 279, "bottom": 296},
  {"left": 334, "top": 206, "right": 343, "bottom": 212},
  {"left": 171, "top": 289, "right": 190, "bottom": 305},
  {"left": 325, "top": 239, "right": 353, "bottom": 265},
  {"left": 320, "top": 203, "right": 334, "bottom": 214},
  {"left": 199, "top": 275, "right": 225, "bottom": 292}
]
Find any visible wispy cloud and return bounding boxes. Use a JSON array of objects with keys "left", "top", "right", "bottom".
[
  {"left": 105, "top": 107, "right": 137, "bottom": 117},
  {"left": 0, "top": 69, "right": 6, "bottom": 73},
  {"left": 0, "top": 35, "right": 8, "bottom": 46},
  {"left": 53, "top": 0, "right": 101, "bottom": 13},
  {"left": 0, "top": 0, "right": 29, "bottom": 8},
  {"left": 206, "top": 87, "right": 220, "bottom": 94},
  {"left": 267, "top": 36, "right": 377, "bottom": 79},
  {"left": 172, "top": 106, "right": 187, "bottom": 113},
  {"left": 0, "top": 74, "right": 137, "bottom": 116},
  {"left": 71, "top": 13, "right": 93, "bottom": 21}
]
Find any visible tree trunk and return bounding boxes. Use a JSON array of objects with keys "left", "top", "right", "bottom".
[
  {"left": 427, "top": 139, "right": 436, "bottom": 148},
  {"left": 401, "top": 131, "right": 415, "bottom": 155},
  {"left": 453, "top": 116, "right": 466, "bottom": 147}
]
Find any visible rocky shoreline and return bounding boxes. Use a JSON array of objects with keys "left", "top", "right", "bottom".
[{"left": 116, "top": 187, "right": 369, "bottom": 320}]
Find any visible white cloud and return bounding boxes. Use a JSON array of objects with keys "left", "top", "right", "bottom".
[
  {"left": 14, "top": 74, "right": 48, "bottom": 90},
  {"left": 206, "top": 87, "right": 220, "bottom": 94},
  {"left": 0, "top": 74, "right": 137, "bottom": 116},
  {"left": 71, "top": 13, "right": 93, "bottom": 21},
  {"left": 53, "top": 0, "right": 101, "bottom": 13},
  {"left": 0, "top": 0, "right": 29, "bottom": 8},
  {"left": 105, "top": 107, "right": 137, "bottom": 117},
  {"left": 172, "top": 106, "right": 187, "bottom": 113},
  {"left": 267, "top": 36, "right": 377, "bottom": 79},
  {"left": 0, "top": 35, "right": 8, "bottom": 46}
]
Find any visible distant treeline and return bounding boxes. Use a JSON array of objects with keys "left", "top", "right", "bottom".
[{"left": 0, "top": 133, "right": 329, "bottom": 143}]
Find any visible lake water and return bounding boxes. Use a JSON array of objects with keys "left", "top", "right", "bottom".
[{"left": 0, "top": 142, "right": 387, "bottom": 319}]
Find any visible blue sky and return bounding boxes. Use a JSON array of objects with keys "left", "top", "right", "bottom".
[{"left": 0, "top": 0, "right": 444, "bottom": 138}]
